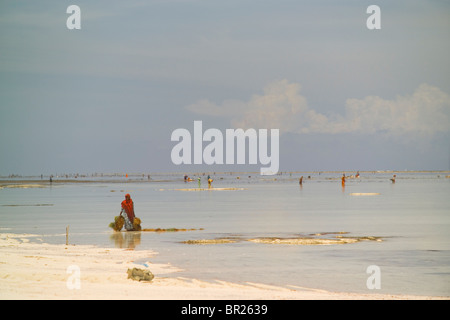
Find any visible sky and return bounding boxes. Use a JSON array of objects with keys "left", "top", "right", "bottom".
[{"left": 1, "top": 0, "right": 449, "bottom": 175}]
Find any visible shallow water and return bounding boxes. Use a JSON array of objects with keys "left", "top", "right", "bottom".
[{"left": 1, "top": 172, "right": 449, "bottom": 296}]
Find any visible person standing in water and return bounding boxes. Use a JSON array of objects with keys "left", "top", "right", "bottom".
[
  {"left": 299, "top": 176, "right": 303, "bottom": 186},
  {"left": 391, "top": 174, "right": 396, "bottom": 183},
  {"left": 207, "top": 175, "right": 213, "bottom": 188},
  {"left": 341, "top": 174, "right": 346, "bottom": 187},
  {"left": 120, "top": 194, "right": 135, "bottom": 231}
]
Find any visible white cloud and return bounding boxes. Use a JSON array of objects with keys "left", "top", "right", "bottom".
[
  {"left": 339, "top": 84, "right": 450, "bottom": 136},
  {"left": 186, "top": 80, "right": 309, "bottom": 131},
  {"left": 186, "top": 80, "right": 450, "bottom": 137}
]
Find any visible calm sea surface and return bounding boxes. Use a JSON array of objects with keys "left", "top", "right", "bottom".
[{"left": 1, "top": 172, "right": 449, "bottom": 296}]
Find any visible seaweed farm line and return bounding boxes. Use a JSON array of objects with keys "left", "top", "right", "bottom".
[{"left": 0, "top": 171, "right": 449, "bottom": 297}]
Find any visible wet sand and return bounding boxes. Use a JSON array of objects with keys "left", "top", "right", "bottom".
[{"left": 1, "top": 233, "right": 446, "bottom": 300}]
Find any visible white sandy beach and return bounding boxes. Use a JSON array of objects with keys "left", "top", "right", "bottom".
[{"left": 0, "top": 233, "right": 446, "bottom": 300}]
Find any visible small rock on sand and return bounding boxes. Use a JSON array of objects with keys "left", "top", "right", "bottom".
[{"left": 127, "top": 268, "right": 154, "bottom": 282}]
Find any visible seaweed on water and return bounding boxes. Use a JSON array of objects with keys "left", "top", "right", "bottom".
[
  {"left": 182, "top": 238, "right": 236, "bottom": 245},
  {"left": 142, "top": 227, "right": 204, "bottom": 232},
  {"left": 181, "top": 233, "right": 384, "bottom": 245}
]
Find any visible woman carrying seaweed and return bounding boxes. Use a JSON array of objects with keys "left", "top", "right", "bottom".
[{"left": 120, "top": 194, "right": 136, "bottom": 231}]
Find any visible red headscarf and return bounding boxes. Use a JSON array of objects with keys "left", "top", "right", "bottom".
[{"left": 121, "top": 194, "right": 135, "bottom": 222}]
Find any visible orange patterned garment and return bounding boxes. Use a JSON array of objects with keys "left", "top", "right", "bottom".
[{"left": 121, "top": 194, "right": 135, "bottom": 223}]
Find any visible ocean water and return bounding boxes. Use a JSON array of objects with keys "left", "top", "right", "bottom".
[{"left": 1, "top": 171, "right": 449, "bottom": 297}]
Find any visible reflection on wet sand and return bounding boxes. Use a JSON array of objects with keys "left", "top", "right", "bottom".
[{"left": 110, "top": 231, "right": 142, "bottom": 249}]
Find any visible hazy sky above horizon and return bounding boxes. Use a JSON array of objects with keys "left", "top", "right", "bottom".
[{"left": 1, "top": 0, "right": 449, "bottom": 175}]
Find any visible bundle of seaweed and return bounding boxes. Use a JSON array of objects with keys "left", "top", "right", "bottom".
[
  {"left": 133, "top": 217, "right": 142, "bottom": 231},
  {"left": 127, "top": 267, "right": 154, "bottom": 282},
  {"left": 109, "top": 216, "right": 125, "bottom": 232}
]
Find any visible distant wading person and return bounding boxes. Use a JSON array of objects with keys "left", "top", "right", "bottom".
[
  {"left": 207, "top": 175, "right": 213, "bottom": 188},
  {"left": 120, "top": 194, "right": 136, "bottom": 231},
  {"left": 391, "top": 174, "right": 396, "bottom": 183}
]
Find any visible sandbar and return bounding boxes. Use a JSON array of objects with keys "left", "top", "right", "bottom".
[
  {"left": 159, "top": 188, "right": 247, "bottom": 191},
  {"left": 0, "top": 233, "right": 446, "bottom": 300},
  {"left": 349, "top": 193, "right": 381, "bottom": 196}
]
